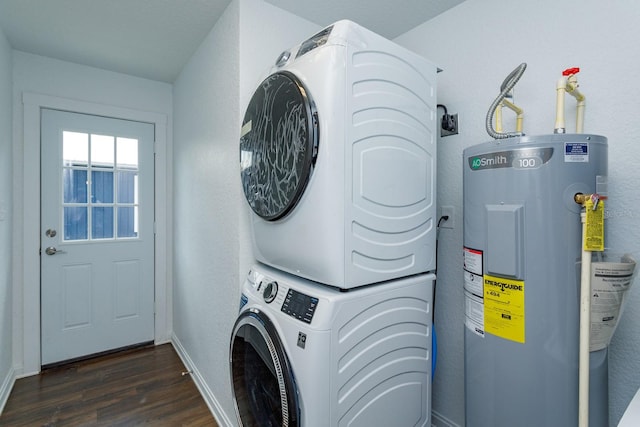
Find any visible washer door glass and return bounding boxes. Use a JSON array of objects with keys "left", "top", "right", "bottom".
[
  {"left": 240, "top": 71, "right": 319, "bottom": 221},
  {"left": 230, "top": 310, "right": 299, "bottom": 427}
]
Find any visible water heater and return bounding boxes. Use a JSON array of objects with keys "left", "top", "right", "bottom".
[{"left": 463, "top": 134, "right": 608, "bottom": 426}]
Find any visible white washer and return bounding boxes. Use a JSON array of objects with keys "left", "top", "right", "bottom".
[
  {"left": 229, "top": 264, "right": 434, "bottom": 427},
  {"left": 239, "top": 20, "right": 438, "bottom": 289}
]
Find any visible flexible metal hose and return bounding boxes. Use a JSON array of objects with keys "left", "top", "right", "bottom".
[{"left": 485, "top": 63, "right": 527, "bottom": 139}]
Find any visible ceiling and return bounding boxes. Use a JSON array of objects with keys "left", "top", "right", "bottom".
[{"left": 0, "top": 0, "right": 464, "bottom": 83}]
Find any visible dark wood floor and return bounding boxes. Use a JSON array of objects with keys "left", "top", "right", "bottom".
[{"left": 0, "top": 343, "right": 218, "bottom": 426}]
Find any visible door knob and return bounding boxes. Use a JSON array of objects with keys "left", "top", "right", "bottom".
[{"left": 45, "top": 246, "right": 66, "bottom": 255}]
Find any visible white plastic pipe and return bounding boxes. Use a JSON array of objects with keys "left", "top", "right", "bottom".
[
  {"left": 502, "top": 98, "right": 524, "bottom": 133},
  {"left": 566, "top": 75, "right": 586, "bottom": 134},
  {"left": 579, "top": 210, "right": 591, "bottom": 427},
  {"left": 554, "top": 70, "right": 586, "bottom": 134},
  {"left": 554, "top": 78, "right": 567, "bottom": 133}
]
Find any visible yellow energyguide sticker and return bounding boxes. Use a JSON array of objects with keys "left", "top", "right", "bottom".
[
  {"left": 483, "top": 274, "right": 525, "bottom": 343},
  {"left": 584, "top": 198, "right": 604, "bottom": 251}
]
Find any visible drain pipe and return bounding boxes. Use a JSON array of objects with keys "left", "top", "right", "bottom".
[
  {"left": 486, "top": 63, "right": 527, "bottom": 139},
  {"left": 555, "top": 67, "right": 586, "bottom": 134},
  {"left": 574, "top": 193, "right": 605, "bottom": 427},
  {"left": 578, "top": 205, "right": 592, "bottom": 427}
]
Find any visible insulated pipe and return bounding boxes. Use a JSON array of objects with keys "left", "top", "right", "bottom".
[{"left": 555, "top": 68, "right": 586, "bottom": 134}]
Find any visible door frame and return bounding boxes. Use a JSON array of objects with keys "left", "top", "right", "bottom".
[{"left": 20, "top": 92, "right": 171, "bottom": 374}]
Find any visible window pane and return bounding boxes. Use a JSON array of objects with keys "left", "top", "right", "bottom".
[
  {"left": 117, "top": 207, "right": 138, "bottom": 238},
  {"left": 91, "top": 170, "right": 114, "bottom": 203},
  {"left": 117, "top": 171, "right": 138, "bottom": 204},
  {"left": 92, "top": 207, "right": 114, "bottom": 239},
  {"left": 64, "top": 207, "right": 88, "bottom": 240},
  {"left": 117, "top": 137, "right": 138, "bottom": 168},
  {"left": 63, "top": 131, "right": 88, "bottom": 166},
  {"left": 63, "top": 169, "right": 88, "bottom": 203},
  {"left": 91, "top": 134, "right": 115, "bottom": 167}
]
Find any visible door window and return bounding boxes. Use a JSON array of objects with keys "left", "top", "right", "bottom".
[{"left": 62, "top": 131, "right": 139, "bottom": 241}]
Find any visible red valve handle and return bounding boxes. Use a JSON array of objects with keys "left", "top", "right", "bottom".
[{"left": 562, "top": 67, "right": 580, "bottom": 76}]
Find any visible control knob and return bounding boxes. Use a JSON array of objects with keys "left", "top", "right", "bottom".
[{"left": 263, "top": 281, "right": 278, "bottom": 303}]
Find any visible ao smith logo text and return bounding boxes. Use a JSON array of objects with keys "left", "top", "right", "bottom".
[{"left": 471, "top": 154, "right": 508, "bottom": 169}]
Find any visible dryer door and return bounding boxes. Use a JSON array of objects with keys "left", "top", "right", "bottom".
[
  {"left": 230, "top": 309, "right": 300, "bottom": 427},
  {"left": 240, "top": 71, "right": 319, "bottom": 221}
]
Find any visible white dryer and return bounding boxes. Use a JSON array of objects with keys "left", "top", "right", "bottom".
[
  {"left": 239, "top": 20, "right": 438, "bottom": 289},
  {"left": 229, "top": 264, "right": 434, "bottom": 427}
]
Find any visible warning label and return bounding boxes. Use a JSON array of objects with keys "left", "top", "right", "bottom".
[
  {"left": 584, "top": 198, "right": 605, "bottom": 251},
  {"left": 463, "top": 247, "right": 485, "bottom": 337},
  {"left": 465, "top": 290, "right": 485, "bottom": 338},
  {"left": 464, "top": 247, "right": 483, "bottom": 276},
  {"left": 484, "top": 275, "right": 525, "bottom": 343}
]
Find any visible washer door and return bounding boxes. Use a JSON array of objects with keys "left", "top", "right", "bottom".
[
  {"left": 230, "top": 309, "right": 300, "bottom": 427},
  {"left": 240, "top": 71, "right": 319, "bottom": 221}
]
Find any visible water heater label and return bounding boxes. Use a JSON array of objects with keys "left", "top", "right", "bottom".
[
  {"left": 463, "top": 247, "right": 483, "bottom": 276},
  {"left": 483, "top": 274, "right": 525, "bottom": 343},
  {"left": 464, "top": 248, "right": 485, "bottom": 337},
  {"left": 465, "top": 291, "right": 485, "bottom": 338},
  {"left": 564, "top": 142, "right": 589, "bottom": 162}
]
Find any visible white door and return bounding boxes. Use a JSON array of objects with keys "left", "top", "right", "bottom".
[{"left": 40, "top": 109, "right": 155, "bottom": 365}]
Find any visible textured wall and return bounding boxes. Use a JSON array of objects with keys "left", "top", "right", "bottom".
[
  {"left": 172, "top": 2, "right": 242, "bottom": 422},
  {"left": 395, "top": 0, "right": 640, "bottom": 425},
  {"left": 0, "top": 22, "right": 13, "bottom": 409},
  {"left": 171, "top": 0, "right": 317, "bottom": 423}
]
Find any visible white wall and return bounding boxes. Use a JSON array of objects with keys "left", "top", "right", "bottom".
[
  {"left": 0, "top": 24, "right": 13, "bottom": 412},
  {"left": 171, "top": 0, "right": 317, "bottom": 424},
  {"left": 171, "top": 1, "right": 242, "bottom": 423},
  {"left": 11, "top": 52, "right": 173, "bottom": 375},
  {"left": 395, "top": 0, "right": 640, "bottom": 425}
]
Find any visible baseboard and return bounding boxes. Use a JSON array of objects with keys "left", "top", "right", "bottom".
[
  {"left": 0, "top": 366, "right": 16, "bottom": 416},
  {"left": 432, "top": 409, "right": 461, "bottom": 427},
  {"left": 171, "top": 335, "right": 234, "bottom": 427}
]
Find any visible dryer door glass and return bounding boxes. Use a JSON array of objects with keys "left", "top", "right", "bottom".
[
  {"left": 240, "top": 71, "right": 318, "bottom": 221},
  {"left": 230, "top": 311, "right": 299, "bottom": 427}
]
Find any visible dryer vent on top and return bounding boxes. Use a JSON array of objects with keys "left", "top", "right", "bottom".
[{"left": 240, "top": 20, "right": 437, "bottom": 289}]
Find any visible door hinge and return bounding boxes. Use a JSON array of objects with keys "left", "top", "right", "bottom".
[{"left": 153, "top": 221, "right": 157, "bottom": 235}]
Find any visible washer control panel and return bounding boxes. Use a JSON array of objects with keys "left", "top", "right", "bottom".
[{"left": 281, "top": 288, "right": 318, "bottom": 324}]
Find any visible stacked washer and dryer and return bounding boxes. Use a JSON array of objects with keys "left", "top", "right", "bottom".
[{"left": 230, "top": 20, "right": 438, "bottom": 427}]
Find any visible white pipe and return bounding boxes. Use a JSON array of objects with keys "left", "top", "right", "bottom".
[
  {"left": 566, "top": 75, "right": 586, "bottom": 134},
  {"left": 502, "top": 98, "right": 524, "bottom": 133},
  {"left": 554, "top": 77, "right": 567, "bottom": 133},
  {"left": 579, "top": 210, "right": 591, "bottom": 427},
  {"left": 554, "top": 69, "right": 586, "bottom": 134}
]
